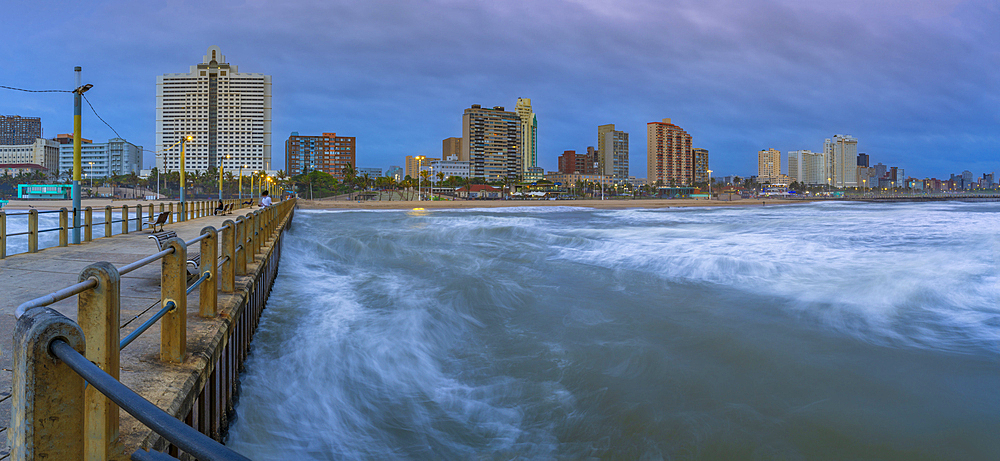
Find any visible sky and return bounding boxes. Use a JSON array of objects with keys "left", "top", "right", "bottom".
[{"left": 1, "top": 0, "right": 997, "bottom": 179}]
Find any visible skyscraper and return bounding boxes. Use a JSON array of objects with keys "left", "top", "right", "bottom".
[
  {"left": 824, "top": 135, "right": 858, "bottom": 187},
  {"left": 461, "top": 105, "right": 521, "bottom": 181},
  {"left": 788, "top": 150, "right": 826, "bottom": 185},
  {"left": 758, "top": 148, "right": 781, "bottom": 183},
  {"left": 442, "top": 137, "right": 462, "bottom": 160},
  {"left": 0, "top": 115, "right": 42, "bottom": 145},
  {"left": 284, "top": 132, "right": 355, "bottom": 178},
  {"left": 156, "top": 46, "right": 272, "bottom": 173},
  {"left": 646, "top": 118, "right": 691, "bottom": 185},
  {"left": 597, "top": 124, "right": 629, "bottom": 182},
  {"left": 693, "top": 148, "right": 709, "bottom": 184},
  {"left": 514, "top": 98, "right": 537, "bottom": 179}
]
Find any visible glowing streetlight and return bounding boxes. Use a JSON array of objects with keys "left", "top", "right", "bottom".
[
  {"left": 179, "top": 135, "right": 193, "bottom": 221},
  {"left": 415, "top": 156, "right": 426, "bottom": 201},
  {"left": 707, "top": 169, "right": 713, "bottom": 198}
]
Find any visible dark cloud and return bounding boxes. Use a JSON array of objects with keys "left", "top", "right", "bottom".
[{"left": 1, "top": 0, "right": 996, "bottom": 178}]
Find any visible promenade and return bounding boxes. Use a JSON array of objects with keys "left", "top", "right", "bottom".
[{"left": 0, "top": 208, "right": 260, "bottom": 458}]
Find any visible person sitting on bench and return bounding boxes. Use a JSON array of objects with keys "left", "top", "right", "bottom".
[{"left": 214, "top": 200, "right": 225, "bottom": 215}]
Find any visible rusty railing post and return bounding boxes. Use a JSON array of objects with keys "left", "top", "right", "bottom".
[
  {"left": 199, "top": 226, "right": 218, "bottom": 317},
  {"left": 168, "top": 202, "right": 174, "bottom": 224},
  {"left": 78, "top": 262, "right": 123, "bottom": 459},
  {"left": 221, "top": 220, "right": 236, "bottom": 292},
  {"left": 0, "top": 211, "right": 6, "bottom": 259},
  {"left": 104, "top": 205, "right": 113, "bottom": 238},
  {"left": 84, "top": 206, "right": 93, "bottom": 242},
  {"left": 161, "top": 237, "right": 187, "bottom": 363},
  {"left": 235, "top": 216, "right": 247, "bottom": 276},
  {"left": 122, "top": 205, "right": 129, "bottom": 234},
  {"left": 59, "top": 207, "right": 68, "bottom": 247},
  {"left": 11, "top": 307, "right": 86, "bottom": 460},
  {"left": 27, "top": 209, "right": 38, "bottom": 253}
]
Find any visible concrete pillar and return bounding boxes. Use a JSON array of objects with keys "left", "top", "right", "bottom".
[
  {"left": 11, "top": 307, "right": 86, "bottom": 460},
  {"left": 161, "top": 237, "right": 187, "bottom": 363},
  {"left": 168, "top": 203, "right": 174, "bottom": 224},
  {"left": 84, "top": 207, "right": 93, "bottom": 242},
  {"left": 121, "top": 205, "right": 129, "bottom": 235},
  {"left": 77, "top": 262, "right": 122, "bottom": 460},
  {"left": 221, "top": 220, "right": 236, "bottom": 292},
  {"left": 28, "top": 209, "right": 38, "bottom": 253},
  {"left": 59, "top": 208, "right": 68, "bottom": 247},
  {"left": 235, "top": 217, "right": 247, "bottom": 276},
  {"left": 104, "top": 206, "right": 112, "bottom": 238},
  {"left": 199, "top": 227, "right": 218, "bottom": 318}
]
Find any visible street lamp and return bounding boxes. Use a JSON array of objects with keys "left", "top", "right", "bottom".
[
  {"left": 70, "top": 67, "right": 93, "bottom": 244},
  {"left": 179, "top": 135, "right": 193, "bottom": 221},
  {"left": 415, "top": 156, "right": 426, "bottom": 201},
  {"left": 707, "top": 169, "right": 713, "bottom": 198}
]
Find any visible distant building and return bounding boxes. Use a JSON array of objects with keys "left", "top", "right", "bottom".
[
  {"left": 284, "top": 132, "right": 355, "bottom": 179},
  {"left": 757, "top": 148, "right": 781, "bottom": 184},
  {"left": 557, "top": 147, "right": 599, "bottom": 175},
  {"left": 0, "top": 115, "right": 42, "bottom": 145},
  {"left": 404, "top": 155, "right": 435, "bottom": 179},
  {"left": 386, "top": 165, "right": 403, "bottom": 182},
  {"left": 857, "top": 153, "right": 869, "bottom": 168},
  {"left": 598, "top": 124, "right": 629, "bottom": 182},
  {"left": 515, "top": 98, "right": 538, "bottom": 179},
  {"left": 431, "top": 155, "right": 471, "bottom": 179},
  {"left": 58, "top": 138, "right": 143, "bottom": 178},
  {"left": 456, "top": 184, "right": 501, "bottom": 199},
  {"left": 357, "top": 167, "right": 382, "bottom": 178},
  {"left": 0, "top": 138, "right": 60, "bottom": 178},
  {"left": 981, "top": 173, "right": 995, "bottom": 189},
  {"left": 0, "top": 163, "right": 47, "bottom": 177},
  {"left": 442, "top": 137, "right": 462, "bottom": 160},
  {"left": 825, "top": 135, "right": 858, "bottom": 187},
  {"left": 646, "top": 118, "right": 692, "bottom": 186},
  {"left": 156, "top": 46, "right": 272, "bottom": 174},
  {"left": 52, "top": 133, "right": 93, "bottom": 145},
  {"left": 462, "top": 104, "right": 522, "bottom": 181},
  {"left": 788, "top": 150, "right": 826, "bottom": 186},
  {"left": 693, "top": 148, "right": 709, "bottom": 184}
]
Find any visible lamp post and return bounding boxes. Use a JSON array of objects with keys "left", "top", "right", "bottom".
[
  {"left": 88, "top": 161, "right": 93, "bottom": 190},
  {"left": 71, "top": 67, "right": 93, "bottom": 244},
  {"left": 707, "top": 169, "right": 713, "bottom": 198},
  {"left": 179, "top": 135, "right": 192, "bottom": 221},
  {"left": 415, "top": 156, "right": 425, "bottom": 201},
  {"left": 219, "top": 155, "right": 228, "bottom": 200},
  {"left": 239, "top": 164, "right": 245, "bottom": 200}
]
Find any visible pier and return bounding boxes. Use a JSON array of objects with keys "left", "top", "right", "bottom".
[{"left": 1, "top": 198, "right": 295, "bottom": 460}]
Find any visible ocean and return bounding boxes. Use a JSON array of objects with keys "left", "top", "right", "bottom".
[{"left": 219, "top": 202, "right": 1000, "bottom": 459}]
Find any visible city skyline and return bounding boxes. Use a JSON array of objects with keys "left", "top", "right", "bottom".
[{"left": 1, "top": 0, "right": 996, "bottom": 179}]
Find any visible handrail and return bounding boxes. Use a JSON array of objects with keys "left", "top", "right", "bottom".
[
  {"left": 49, "top": 339, "right": 252, "bottom": 461},
  {"left": 120, "top": 248, "right": 175, "bottom": 276},
  {"left": 185, "top": 233, "right": 210, "bottom": 246},
  {"left": 186, "top": 271, "right": 211, "bottom": 295},
  {"left": 15, "top": 278, "right": 98, "bottom": 318},
  {"left": 120, "top": 301, "right": 175, "bottom": 350}
]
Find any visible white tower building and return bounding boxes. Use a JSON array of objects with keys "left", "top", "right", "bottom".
[
  {"left": 156, "top": 46, "right": 272, "bottom": 173},
  {"left": 825, "top": 135, "right": 858, "bottom": 188}
]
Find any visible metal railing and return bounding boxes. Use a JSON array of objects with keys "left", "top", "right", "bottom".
[
  {"left": 0, "top": 199, "right": 253, "bottom": 259},
  {"left": 10, "top": 198, "right": 296, "bottom": 460}
]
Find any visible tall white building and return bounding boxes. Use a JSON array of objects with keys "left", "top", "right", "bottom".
[
  {"left": 58, "top": 138, "right": 143, "bottom": 179},
  {"left": 0, "top": 138, "right": 60, "bottom": 177},
  {"left": 156, "top": 46, "right": 272, "bottom": 174},
  {"left": 787, "top": 150, "right": 827, "bottom": 186},
  {"left": 825, "top": 135, "right": 858, "bottom": 188},
  {"left": 514, "top": 98, "right": 538, "bottom": 180},
  {"left": 598, "top": 124, "right": 629, "bottom": 182},
  {"left": 431, "top": 155, "right": 471, "bottom": 179}
]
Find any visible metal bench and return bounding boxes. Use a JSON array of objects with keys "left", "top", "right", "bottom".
[
  {"left": 149, "top": 230, "right": 201, "bottom": 275},
  {"left": 144, "top": 211, "right": 170, "bottom": 232}
]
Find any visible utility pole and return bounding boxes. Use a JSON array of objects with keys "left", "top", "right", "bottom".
[{"left": 71, "top": 67, "right": 92, "bottom": 244}]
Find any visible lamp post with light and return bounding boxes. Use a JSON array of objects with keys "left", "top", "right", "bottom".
[
  {"left": 71, "top": 66, "right": 93, "bottom": 244},
  {"left": 415, "top": 156, "right": 426, "bottom": 201},
  {"left": 707, "top": 169, "right": 713, "bottom": 198},
  {"left": 178, "top": 135, "right": 193, "bottom": 221}
]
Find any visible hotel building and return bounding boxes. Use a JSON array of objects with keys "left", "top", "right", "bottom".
[
  {"left": 515, "top": 98, "right": 539, "bottom": 180},
  {"left": 787, "top": 150, "right": 827, "bottom": 185},
  {"left": 693, "top": 148, "right": 709, "bottom": 184},
  {"left": 58, "top": 138, "right": 143, "bottom": 178},
  {"left": 0, "top": 137, "right": 60, "bottom": 177},
  {"left": 461, "top": 105, "right": 522, "bottom": 181},
  {"left": 598, "top": 124, "right": 629, "bottom": 182},
  {"left": 757, "top": 148, "right": 781, "bottom": 183},
  {"left": 156, "top": 46, "right": 272, "bottom": 174},
  {"left": 825, "top": 134, "right": 858, "bottom": 188},
  {"left": 284, "top": 132, "right": 356, "bottom": 179},
  {"left": 0, "top": 115, "right": 42, "bottom": 145},
  {"left": 646, "top": 118, "right": 692, "bottom": 185}
]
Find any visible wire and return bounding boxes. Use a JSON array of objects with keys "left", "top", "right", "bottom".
[
  {"left": 0, "top": 85, "right": 71, "bottom": 93},
  {"left": 82, "top": 93, "right": 124, "bottom": 140}
]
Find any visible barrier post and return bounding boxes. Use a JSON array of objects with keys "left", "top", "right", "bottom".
[
  {"left": 161, "top": 237, "right": 187, "bottom": 363},
  {"left": 0, "top": 211, "right": 6, "bottom": 259},
  {"left": 84, "top": 206, "right": 93, "bottom": 242},
  {"left": 221, "top": 220, "right": 236, "bottom": 292},
  {"left": 28, "top": 209, "right": 38, "bottom": 253},
  {"left": 10, "top": 307, "right": 86, "bottom": 460},
  {"left": 104, "top": 206, "right": 112, "bottom": 238},
  {"left": 244, "top": 213, "right": 255, "bottom": 266},
  {"left": 235, "top": 216, "right": 247, "bottom": 276},
  {"left": 199, "top": 227, "right": 218, "bottom": 317},
  {"left": 78, "top": 262, "right": 123, "bottom": 460},
  {"left": 122, "top": 205, "right": 129, "bottom": 234},
  {"left": 168, "top": 203, "right": 174, "bottom": 224},
  {"left": 59, "top": 207, "right": 68, "bottom": 247}
]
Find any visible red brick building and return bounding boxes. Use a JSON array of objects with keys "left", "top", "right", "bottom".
[{"left": 285, "top": 132, "right": 356, "bottom": 179}]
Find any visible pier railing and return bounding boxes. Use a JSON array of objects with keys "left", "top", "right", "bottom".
[
  {"left": 0, "top": 199, "right": 251, "bottom": 259},
  {"left": 10, "top": 198, "right": 296, "bottom": 460}
]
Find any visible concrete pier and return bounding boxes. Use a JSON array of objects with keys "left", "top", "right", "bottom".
[{"left": 1, "top": 201, "right": 291, "bottom": 458}]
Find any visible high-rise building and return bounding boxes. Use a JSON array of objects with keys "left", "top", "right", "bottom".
[
  {"left": 758, "top": 148, "right": 781, "bottom": 183},
  {"left": 646, "top": 118, "right": 692, "bottom": 186},
  {"left": 442, "top": 137, "right": 462, "bottom": 160},
  {"left": 0, "top": 138, "right": 60, "bottom": 178},
  {"left": 693, "top": 148, "right": 709, "bottom": 184},
  {"left": 156, "top": 46, "right": 272, "bottom": 174},
  {"left": 598, "top": 124, "right": 629, "bottom": 182},
  {"left": 824, "top": 135, "right": 858, "bottom": 187},
  {"left": 788, "top": 150, "right": 827, "bottom": 185},
  {"left": 431, "top": 156, "right": 471, "bottom": 179},
  {"left": 404, "top": 155, "right": 435, "bottom": 179},
  {"left": 284, "top": 132, "right": 355, "bottom": 178},
  {"left": 857, "top": 153, "right": 869, "bottom": 168},
  {"left": 0, "top": 115, "right": 42, "bottom": 145},
  {"left": 461, "top": 105, "right": 521, "bottom": 181},
  {"left": 515, "top": 98, "right": 538, "bottom": 180},
  {"left": 58, "top": 138, "right": 143, "bottom": 178},
  {"left": 557, "top": 147, "right": 599, "bottom": 175}
]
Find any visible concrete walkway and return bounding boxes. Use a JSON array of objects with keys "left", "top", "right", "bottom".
[{"left": 0, "top": 208, "right": 258, "bottom": 458}]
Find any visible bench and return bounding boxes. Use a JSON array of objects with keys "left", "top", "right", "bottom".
[
  {"left": 144, "top": 211, "right": 170, "bottom": 232},
  {"left": 213, "top": 203, "right": 233, "bottom": 216},
  {"left": 149, "top": 230, "right": 201, "bottom": 275}
]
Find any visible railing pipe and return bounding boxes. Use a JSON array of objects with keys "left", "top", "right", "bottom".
[
  {"left": 119, "top": 248, "right": 174, "bottom": 276},
  {"left": 28, "top": 209, "right": 38, "bottom": 253},
  {"left": 78, "top": 261, "right": 123, "bottom": 459},
  {"left": 59, "top": 207, "right": 69, "bottom": 247},
  {"left": 49, "top": 339, "right": 252, "bottom": 461},
  {"left": 120, "top": 301, "right": 174, "bottom": 351},
  {"left": 15, "top": 278, "right": 99, "bottom": 318}
]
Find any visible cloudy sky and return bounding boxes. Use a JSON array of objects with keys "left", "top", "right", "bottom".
[{"left": 2, "top": 0, "right": 997, "bottom": 178}]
